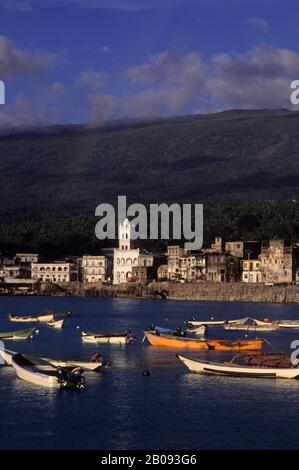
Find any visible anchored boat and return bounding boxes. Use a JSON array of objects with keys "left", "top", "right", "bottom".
[
  {"left": 278, "top": 320, "right": 299, "bottom": 329},
  {"left": 11, "top": 354, "right": 85, "bottom": 389},
  {"left": 144, "top": 331, "right": 263, "bottom": 351},
  {"left": 186, "top": 317, "right": 248, "bottom": 327},
  {"left": 1, "top": 349, "right": 104, "bottom": 372},
  {"left": 177, "top": 353, "right": 299, "bottom": 379},
  {"left": 0, "top": 328, "right": 35, "bottom": 341},
  {"left": 224, "top": 317, "right": 279, "bottom": 332},
  {"left": 81, "top": 330, "right": 134, "bottom": 345},
  {"left": 8, "top": 312, "right": 54, "bottom": 323},
  {"left": 46, "top": 319, "right": 65, "bottom": 329}
]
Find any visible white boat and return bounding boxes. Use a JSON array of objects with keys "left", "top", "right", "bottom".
[
  {"left": 177, "top": 354, "right": 299, "bottom": 379},
  {"left": 278, "top": 320, "right": 299, "bottom": 329},
  {"left": 47, "top": 359, "right": 102, "bottom": 372},
  {"left": 186, "top": 325, "right": 206, "bottom": 336},
  {"left": 46, "top": 319, "right": 65, "bottom": 329},
  {"left": 11, "top": 354, "right": 85, "bottom": 389},
  {"left": 224, "top": 319, "right": 278, "bottom": 332},
  {"left": 81, "top": 331, "right": 134, "bottom": 345},
  {"left": 8, "top": 312, "right": 54, "bottom": 323},
  {"left": 1, "top": 349, "right": 103, "bottom": 372},
  {"left": 187, "top": 317, "right": 247, "bottom": 327}
]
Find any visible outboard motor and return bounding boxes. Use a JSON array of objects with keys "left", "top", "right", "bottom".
[{"left": 70, "top": 367, "right": 85, "bottom": 390}]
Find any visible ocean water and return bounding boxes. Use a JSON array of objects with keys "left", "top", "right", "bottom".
[{"left": 0, "top": 296, "right": 299, "bottom": 450}]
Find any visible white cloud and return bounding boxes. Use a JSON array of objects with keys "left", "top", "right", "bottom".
[
  {"left": 0, "top": 0, "right": 32, "bottom": 12},
  {"left": 100, "top": 45, "right": 111, "bottom": 54},
  {"left": 0, "top": 35, "right": 59, "bottom": 79},
  {"left": 88, "top": 92, "right": 115, "bottom": 123},
  {"left": 247, "top": 17, "right": 269, "bottom": 32},
  {"left": 123, "top": 45, "right": 299, "bottom": 117},
  {"left": 76, "top": 68, "right": 108, "bottom": 90}
]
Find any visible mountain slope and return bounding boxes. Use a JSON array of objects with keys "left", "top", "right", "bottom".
[{"left": 1, "top": 109, "right": 299, "bottom": 220}]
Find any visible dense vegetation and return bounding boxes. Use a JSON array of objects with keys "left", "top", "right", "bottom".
[
  {"left": 1, "top": 109, "right": 299, "bottom": 256},
  {"left": 1, "top": 200, "right": 299, "bottom": 258}
]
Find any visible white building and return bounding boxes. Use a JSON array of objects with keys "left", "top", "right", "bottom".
[
  {"left": 82, "top": 255, "right": 108, "bottom": 283},
  {"left": 15, "top": 253, "right": 39, "bottom": 263},
  {"left": 242, "top": 260, "right": 262, "bottom": 283},
  {"left": 113, "top": 218, "right": 140, "bottom": 284},
  {"left": 31, "top": 262, "right": 70, "bottom": 283}
]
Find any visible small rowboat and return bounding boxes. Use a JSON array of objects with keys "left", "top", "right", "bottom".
[
  {"left": 187, "top": 317, "right": 248, "bottom": 327},
  {"left": 278, "top": 320, "right": 299, "bottom": 329},
  {"left": 186, "top": 325, "right": 206, "bottom": 336},
  {"left": 144, "top": 331, "right": 263, "bottom": 351},
  {"left": 0, "top": 328, "right": 35, "bottom": 341},
  {"left": 46, "top": 319, "right": 65, "bottom": 329},
  {"left": 177, "top": 354, "right": 299, "bottom": 379},
  {"left": 224, "top": 318, "right": 278, "bottom": 332},
  {"left": 81, "top": 330, "right": 134, "bottom": 345},
  {"left": 11, "top": 354, "right": 85, "bottom": 389},
  {"left": 8, "top": 312, "right": 54, "bottom": 323},
  {"left": 1, "top": 349, "right": 103, "bottom": 372}
]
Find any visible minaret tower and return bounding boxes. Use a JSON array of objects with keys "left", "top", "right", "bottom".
[{"left": 119, "top": 218, "right": 132, "bottom": 250}]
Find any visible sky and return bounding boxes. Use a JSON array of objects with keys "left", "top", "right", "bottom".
[{"left": 0, "top": 0, "right": 299, "bottom": 127}]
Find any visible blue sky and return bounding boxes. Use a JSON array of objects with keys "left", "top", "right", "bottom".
[{"left": 0, "top": 0, "right": 299, "bottom": 126}]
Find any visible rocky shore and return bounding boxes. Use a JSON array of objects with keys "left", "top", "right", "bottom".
[{"left": 34, "top": 281, "right": 299, "bottom": 304}]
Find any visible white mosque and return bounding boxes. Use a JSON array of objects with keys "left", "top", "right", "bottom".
[{"left": 113, "top": 218, "right": 140, "bottom": 284}]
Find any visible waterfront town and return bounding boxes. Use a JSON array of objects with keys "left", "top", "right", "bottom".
[{"left": 1, "top": 218, "right": 299, "bottom": 295}]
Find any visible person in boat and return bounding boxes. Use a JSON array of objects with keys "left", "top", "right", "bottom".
[{"left": 91, "top": 352, "right": 102, "bottom": 363}]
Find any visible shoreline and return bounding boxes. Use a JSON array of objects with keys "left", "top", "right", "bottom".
[{"left": 3, "top": 281, "right": 299, "bottom": 304}]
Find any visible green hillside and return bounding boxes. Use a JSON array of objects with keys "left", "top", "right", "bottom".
[{"left": 1, "top": 109, "right": 299, "bottom": 255}]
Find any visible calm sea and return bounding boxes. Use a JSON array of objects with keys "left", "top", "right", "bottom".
[{"left": 0, "top": 296, "right": 299, "bottom": 450}]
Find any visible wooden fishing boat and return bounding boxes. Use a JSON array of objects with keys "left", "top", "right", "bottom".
[
  {"left": 8, "top": 312, "right": 54, "bottom": 323},
  {"left": 149, "top": 325, "right": 186, "bottom": 337},
  {"left": 81, "top": 330, "right": 134, "bottom": 345},
  {"left": 224, "top": 317, "right": 278, "bottom": 332},
  {"left": 278, "top": 320, "right": 299, "bottom": 329},
  {"left": 1, "top": 349, "right": 103, "bottom": 372},
  {"left": 11, "top": 354, "right": 85, "bottom": 389},
  {"left": 46, "top": 319, "right": 65, "bottom": 329},
  {"left": 177, "top": 354, "right": 299, "bottom": 379},
  {"left": 187, "top": 317, "right": 248, "bottom": 327},
  {"left": 0, "top": 328, "right": 35, "bottom": 341},
  {"left": 144, "top": 331, "right": 263, "bottom": 351}
]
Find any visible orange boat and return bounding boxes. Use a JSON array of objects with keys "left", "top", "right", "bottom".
[{"left": 144, "top": 331, "right": 263, "bottom": 352}]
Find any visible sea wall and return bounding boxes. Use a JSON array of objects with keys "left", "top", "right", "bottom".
[{"left": 37, "top": 281, "right": 299, "bottom": 304}]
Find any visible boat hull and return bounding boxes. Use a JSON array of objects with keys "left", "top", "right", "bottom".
[
  {"left": 0, "top": 328, "right": 35, "bottom": 341},
  {"left": 81, "top": 332, "right": 132, "bottom": 345},
  {"left": 144, "top": 331, "right": 263, "bottom": 351},
  {"left": 177, "top": 355, "right": 299, "bottom": 379},
  {"left": 12, "top": 356, "right": 62, "bottom": 388},
  {"left": 47, "top": 319, "right": 65, "bottom": 329}
]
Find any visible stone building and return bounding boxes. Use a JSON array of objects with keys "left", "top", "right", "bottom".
[
  {"left": 260, "top": 240, "right": 298, "bottom": 284},
  {"left": 225, "top": 241, "right": 261, "bottom": 259},
  {"left": 206, "top": 253, "right": 227, "bottom": 282},
  {"left": 82, "top": 255, "right": 109, "bottom": 283},
  {"left": 211, "top": 237, "right": 225, "bottom": 252},
  {"left": 242, "top": 259, "right": 262, "bottom": 283},
  {"left": 166, "top": 245, "right": 185, "bottom": 280},
  {"left": 113, "top": 218, "right": 140, "bottom": 284},
  {"left": 178, "top": 252, "right": 206, "bottom": 281},
  {"left": 31, "top": 262, "right": 71, "bottom": 283}
]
